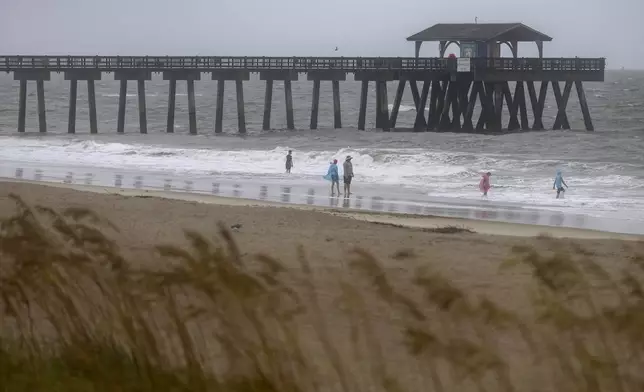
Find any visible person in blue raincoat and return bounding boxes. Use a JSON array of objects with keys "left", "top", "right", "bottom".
[
  {"left": 553, "top": 169, "right": 568, "bottom": 199},
  {"left": 324, "top": 159, "right": 341, "bottom": 196}
]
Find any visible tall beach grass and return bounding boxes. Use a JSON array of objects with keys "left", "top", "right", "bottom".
[{"left": 1, "top": 193, "right": 643, "bottom": 391}]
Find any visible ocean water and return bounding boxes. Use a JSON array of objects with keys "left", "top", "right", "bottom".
[{"left": 0, "top": 70, "right": 643, "bottom": 229}]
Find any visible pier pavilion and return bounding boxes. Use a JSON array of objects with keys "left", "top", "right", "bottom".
[{"left": 0, "top": 22, "right": 604, "bottom": 134}]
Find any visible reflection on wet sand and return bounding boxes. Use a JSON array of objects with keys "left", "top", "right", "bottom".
[
  {"left": 0, "top": 166, "right": 629, "bottom": 235},
  {"left": 281, "top": 187, "right": 291, "bottom": 203},
  {"left": 306, "top": 188, "right": 315, "bottom": 205}
]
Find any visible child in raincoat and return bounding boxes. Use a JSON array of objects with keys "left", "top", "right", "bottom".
[
  {"left": 553, "top": 169, "right": 568, "bottom": 199},
  {"left": 479, "top": 172, "right": 492, "bottom": 197}
]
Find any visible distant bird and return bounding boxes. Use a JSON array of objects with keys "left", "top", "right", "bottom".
[
  {"left": 334, "top": 46, "right": 339, "bottom": 52},
  {"left": 230, "top": 223, "right": 242, "bottom": 231}
]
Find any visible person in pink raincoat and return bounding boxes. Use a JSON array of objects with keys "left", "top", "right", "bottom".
[{"left": 479, "top": 172, "right": 492, "bottom": 197}]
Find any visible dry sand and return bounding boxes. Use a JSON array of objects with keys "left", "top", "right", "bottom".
[
  {"left": 1, "top": 179, "right": 642, "bottom": 306},
  {"left": 2, "top": 180, "right": 644, "bottom": 389}
]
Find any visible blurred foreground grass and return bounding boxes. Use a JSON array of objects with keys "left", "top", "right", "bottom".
[{"left": 1, "top": 193, "right": 644, "bottom": 392}]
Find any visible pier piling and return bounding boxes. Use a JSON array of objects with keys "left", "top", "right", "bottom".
[
  {"left": 215, "top": 80, "right": 224, "bottom": 133},
  {"left": 167, "top": 79, "right": 176, "bottom": 133},
  {"left": 68, "top": 80, "right": 77, "bottom": 134},
  {"left": 414, "top": 81, "right": 430, "bottom": 131},
  {"left": 117, "top": 80, "right": 127, "bottom": 133},
  {"left": 137, "top": 80, "right": 147, "bottom": 134},
  {"left": 263, "top": 79, "right": 273, "bottom": 130},
  {"left": 285, "top": 80, "right": 295, "bottom": 130},
  {"left": 18, "top": 80, "right": 26, "bottom": 133},
  {"left": 36, "top": 80, "right": 46, "bottom": 133},
  {"left": 88, "top": 80, "right": 98, "bottom": 134},
  {"left": 332, "top": 80, "right": 341, "bottom": 129},
  {"left": 187, "top": 79, "right": 197, "bottom": 135},
  {"left": 575, "top": 80, "right": 594, "bottom": 131},
  {"left": 389, "top": 80, "right": 406, "bottom": 128},
  {"left": 235, "top": 80, "right": 246, "bottom": 134},
  {"left": 358, "top": 80, "right": 368, "bottom": 130},
  {"left": 310, "top": 80, "right": 320, "bottom": 130}
]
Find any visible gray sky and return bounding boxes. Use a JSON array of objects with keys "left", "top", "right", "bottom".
[{"left": 1, "top": 0, "right": 642, "bottom": 69}]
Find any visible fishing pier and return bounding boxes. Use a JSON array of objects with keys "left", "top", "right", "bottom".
[{"left": 1, "top": 23, "right": 605, "bottom": 134}]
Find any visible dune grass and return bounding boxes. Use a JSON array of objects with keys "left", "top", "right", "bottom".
[{"left": 1, "top": 193, "right": 644, "bottom": 391}]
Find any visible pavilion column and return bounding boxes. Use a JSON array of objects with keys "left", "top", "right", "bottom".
[
  {"left": 536, "top": 41, "right": 544, "bottom": 58},
  {"left": 414, "top": 41, "right": 422, "bottom": 58}
]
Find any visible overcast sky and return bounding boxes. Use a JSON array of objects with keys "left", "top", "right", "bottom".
[{"left": 1, "top": 0, "right": 642, "bottom": 69}]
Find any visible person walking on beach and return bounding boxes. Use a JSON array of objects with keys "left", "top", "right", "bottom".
[
  {"left": 324, "top": 159, "right": 341, "bottom": 196},
  {"left": 285, "top": 150, "right": 293, "bottom": 174},
  {"left": 553, "top": 169, "right": 568, "bottom": 199},
  {"left": 479, "top": 172, "right": 492, "bottom": 197},
  {"left": 343, "top": 155, "right": 354, "bottom": 197}
]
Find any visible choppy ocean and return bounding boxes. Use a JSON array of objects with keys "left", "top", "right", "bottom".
[{"left": 1, "top": 70, "right": 643, "bottom": 230}]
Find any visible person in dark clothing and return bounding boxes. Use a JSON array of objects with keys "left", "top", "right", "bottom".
[
  {"left": 285, "top": 150, "right": 293, "bottom": 174},
  {"left": 343, "top": 155, "right": 354, "bottom": 196}
]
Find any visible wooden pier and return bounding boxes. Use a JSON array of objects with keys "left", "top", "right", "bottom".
[{"left": 0, "top": 23, "right": 605, "bottom": 134}]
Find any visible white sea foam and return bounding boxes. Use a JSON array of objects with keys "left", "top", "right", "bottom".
[
  {"left": 0, "top": 136, "right": 642, "bottom": 218},
  {"left": 387, "top": 104, "right": 417, "bottom": 112}
]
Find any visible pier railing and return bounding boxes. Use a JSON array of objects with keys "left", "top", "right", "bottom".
[{"left": 0, "top": 56, "right": 605, "bottom": 72}]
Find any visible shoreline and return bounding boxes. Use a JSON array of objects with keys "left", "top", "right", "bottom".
[{"left": 3, "top": 178, "right": 642, "bottom": 241}]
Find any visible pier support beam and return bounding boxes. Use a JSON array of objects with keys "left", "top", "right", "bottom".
[
  {"left": 307, "top": 71, "right": 346, "bottom": 130},
  {"left": 235, "top": 80, "right": 246, "bottom": 134},
  {"left": 118, "top": 81, "right": 127, "bottom": 133},
  {"left": 68, "top": 80, "right": 77, "bottom": 134},
  {"left": 552, "top": 81, "right": 572, "bottom": 130},
  {"left": 310, "top": 80, "right": 320, "bottom": 130},
  {"left": 64, "top": 71, "right": 102, "bottom": 134},
  {"left": 14, "top": 71, "right": 51, "bottom": 133},
  {"left": 187, "top": 80, "right": 197, "bottom": 135},
  {"left": 211, "top": 71, "right": 250, "bottom": 134},
  {"left": 285, "top": 80, "right": 295, "bottom": 130},
  {"left": 355, "top": 70, "right": 397, "bottom": 131},
  {"left": 163, "top": 71, "right": 200, "bottom": 134},
  {"left": 114, "top": 71, "right": 152, "bottom": 134},
  {"left": 332, "top": 80, "right": 342, "bottom": 129},
  {"left": 575, "top": 81, "right": 594, "bottom": 131},
  {"left": 358, "top": 80, "right": 368, "bottom": 130},
  {"left": 527, "top": 81, "right": 548, "bottom": 130},
  {"left": 36, "top": 80, "right": 46, "bottom": 133},
  {"left": 260, "top": 71, "right": 298, "bottom": 130},
  {"left": 216, "top": 80, "right": 225, "bottom": 133},
  {"left": 18, "top": 81, "right": 26, "bottom": 133},
  {"left": 167, "top": 79, "right": 176, "bottom": 133},
  {"left": 137, "top": 80, "right": 147, "bottom": 134},
  {"left": 88, "top": 80, "right": 98, "bottom": 134},
  {"left": 263, "top": 80, "right": 273, "bottom": 130},
  {"left": 414, "top": 81, "right": 430, "bottom": 131},
  {"left": 389, "top": 80, "right": 405, "bottom": 129}
]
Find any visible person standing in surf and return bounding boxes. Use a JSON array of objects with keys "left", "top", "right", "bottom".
[
  {"left": 479, "top": 172, "right": 492, "bottom": 197},
  {"left": 285, "top": 150, "right": 293, "bottom": 174},
  {"left": 343, "top": 155, "right": 354, "bottom": 197},
  {"left": 324, "top": 159, "right": 341, "bottom": 196},
  {"left": 553, "top": 169, "right": 568, "bottom": 199}
]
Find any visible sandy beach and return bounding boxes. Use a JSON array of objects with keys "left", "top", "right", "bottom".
[
  {"left": 2, "top": 179, "right": 644, "bottom": 390},
  {"left": 2, "top": 179, "right": 642, "bottom": 318}
]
